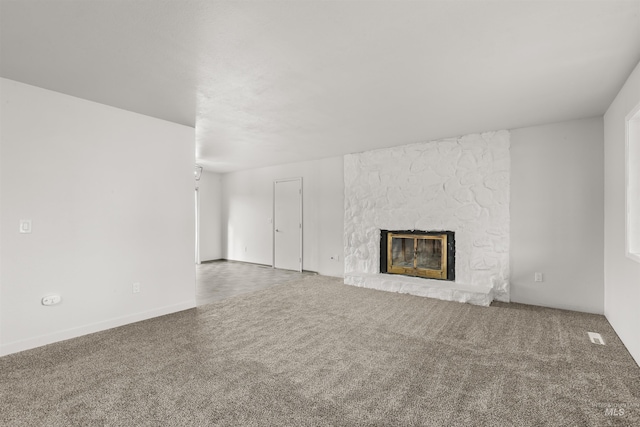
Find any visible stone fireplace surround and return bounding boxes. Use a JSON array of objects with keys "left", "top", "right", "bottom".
[{"left": 343, "top": 131, "right": 510, "bottom": 306}]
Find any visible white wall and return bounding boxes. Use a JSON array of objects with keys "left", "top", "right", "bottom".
[
  {"left": 0, "top": 79, "right": 196, "bottom": 356},
  {"left": 198, "top": 171, "right": 222, "bottom": 262},
  {"left": 510, "top": 117, "right": 604, "bottom": 314},
  {"left": 604, "top": 60, "right": 640, "bottom": 366},
  {"left": 221, "top": 157, "right": 344, "bottom": 277}
]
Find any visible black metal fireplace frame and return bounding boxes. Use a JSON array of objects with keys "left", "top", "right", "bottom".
[{"left": 380, "top": 230, "right": 455, "bottom": 281}]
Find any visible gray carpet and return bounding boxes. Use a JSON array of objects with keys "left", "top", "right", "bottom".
[
  {"left": 196, "top": 260, "right": 316, "bottom": 306},
  {"left": 1, "top": 276, "right": 639, "bottom": 426}
]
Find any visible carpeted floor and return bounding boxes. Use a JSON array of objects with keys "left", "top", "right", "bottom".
[
  {"left": 1, "top": 276, "right": 639, "bottom": 426},
  {"left": 196, "top": 260, "right": 315, "bottom": 306}
]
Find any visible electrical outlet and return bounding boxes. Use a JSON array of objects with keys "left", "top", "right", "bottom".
[
  {"left": 534, "top": 272, "right": 543, "bottom": 282},
  {"left": 42, "top": 295, "right": 61, "bottom": 306},
  {"left": 19, "top": 219, "right": 32, "bottom": 234},
  {"left": 132, "top": 282, "right": 141, "bottom": 294}
]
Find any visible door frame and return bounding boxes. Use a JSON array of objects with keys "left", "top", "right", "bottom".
[
  {"left": 195, "top": 186, "right": 201, "bottom": 265},
  {"left": 272, "top": 177, "right": 303, "bottom": 272}
]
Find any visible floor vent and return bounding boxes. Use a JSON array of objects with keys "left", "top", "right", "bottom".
[{"left": 588, "top": 332, "right": 605, "bottom": 345}]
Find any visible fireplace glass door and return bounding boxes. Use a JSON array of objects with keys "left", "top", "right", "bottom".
[{"left": 387, "top": 233, "right": 448, "bottom": 279}]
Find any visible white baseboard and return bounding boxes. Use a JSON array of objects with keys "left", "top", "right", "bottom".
[{"left": 0, "top": 300, "right": 196, "bottom": 357}]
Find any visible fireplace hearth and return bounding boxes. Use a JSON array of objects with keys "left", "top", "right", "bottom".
[{"left": 380, "top": 230, "right": 455, "bottom": 281}]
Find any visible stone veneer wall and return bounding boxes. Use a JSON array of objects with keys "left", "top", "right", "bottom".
[{"left": 344, "top": 130, "right": 511, "bottom": 303}]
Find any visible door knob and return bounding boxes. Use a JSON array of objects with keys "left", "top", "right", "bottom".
[{"left": 275, "top": 229, "right": 280, "bottom": 232}]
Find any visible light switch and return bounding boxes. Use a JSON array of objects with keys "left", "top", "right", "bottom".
[{"left": 19, "top": 219, "right": 32, "bottom": 234}]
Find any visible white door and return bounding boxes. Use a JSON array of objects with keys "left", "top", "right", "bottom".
[{"left": 273, "top": 178, "right": 302, "bottom": 271}]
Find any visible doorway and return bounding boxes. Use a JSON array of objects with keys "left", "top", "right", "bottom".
[{"left": 273, "top": 178, "right": 302, "bottom": 271}]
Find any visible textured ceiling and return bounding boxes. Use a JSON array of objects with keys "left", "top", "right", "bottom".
[{"left": 1, "top": 0, "right": 639, "bottom": 173}]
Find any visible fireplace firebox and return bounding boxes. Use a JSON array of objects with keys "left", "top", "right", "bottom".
[{"left": 380, "top": 230, "right": 455, "bottom": 280}]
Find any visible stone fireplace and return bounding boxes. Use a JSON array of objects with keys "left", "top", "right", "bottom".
[{"left": 343, "top": 130, "right": 510, "bottom": 306}]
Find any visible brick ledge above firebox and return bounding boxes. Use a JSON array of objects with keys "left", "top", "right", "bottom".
[{"left": 344, "top": 273, "right": 494, "bottom": 306}]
